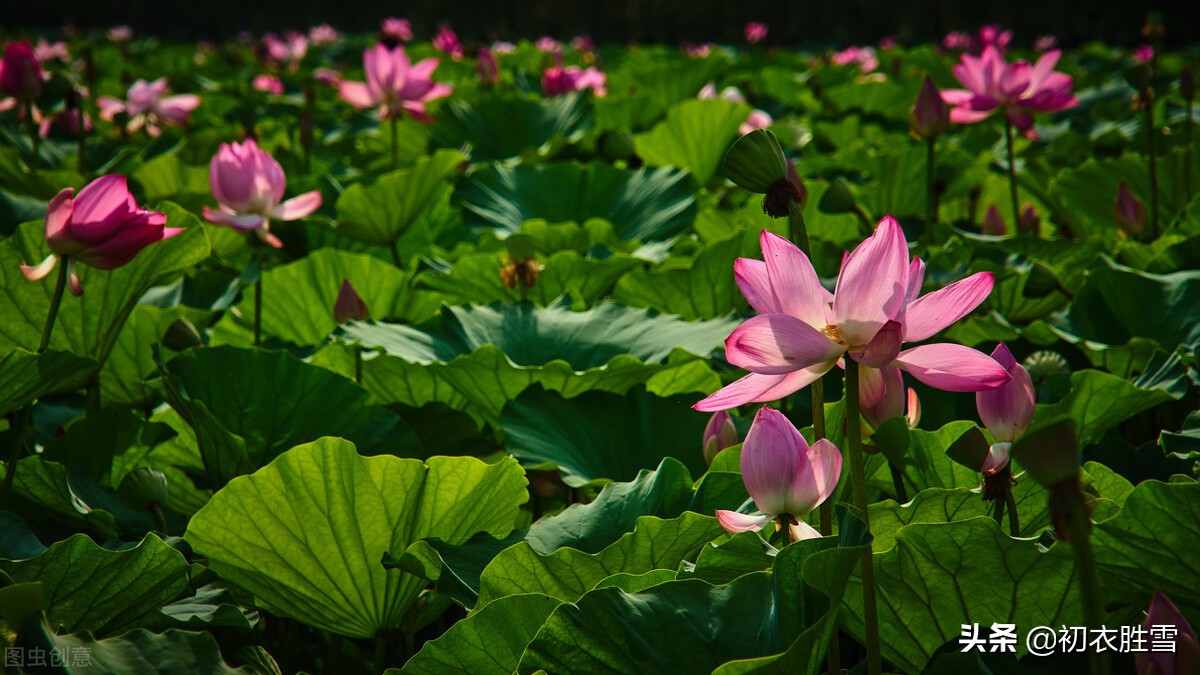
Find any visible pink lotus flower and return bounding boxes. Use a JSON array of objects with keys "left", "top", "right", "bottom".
[
  {"left": 38, "top": 105, "right": 91, "bottom": 139},
  {"left": 535, "top": 37, "right": 561, "bottom": 54},
  {"left": 861, "top": 365, "right": 920, "bottom": 430},
  {"left": 1034, "top": 35, "right": 1058, "bottom": 52},
  {"left": 0, "top": 42, "right": 44, "bottom": 101},
  {"left": 263, "top": 32, "right": 307, "bottom": 72},
  {"left": 702, "top": 410, "right": 739, "bottom": 465},
  {"left": 338, "top": 43, "right": 452, "bottom": 122},
  {"left": 1136, "top": 591, "right": 1200, "bottom": 675},
  {"left": 19, "top": 175, "right": 180, "bottom": 295},
  {"left": 974, "top": 24, "right": 1012, "bottom": 54},
  {"left": 1134, "top": 44, "right": 1154, "bottom": 64},
  {"left": 97, "top": 78, "right": 200, "bottom": 137},
  {"left": 432, "top": 25, "right": 463, "bottom": 60},
  {"left": 34, "top": 39, "right": 69, "bottom": 63},
  {"left": 542, "top": 65, "right": 606, "bottom": 97},
  {"left": 879, "top": 37, "right": 898, "bottom": 50},
  {"left": 744, "top": 22, "right": 768, "bottom": 45},
  {"left": 1115, "top": 182, "right": 1146, "bottom": 238},
  {"left": 697, "top": 83, "right": 771, "bottom": 134},
  {"left": 314, "top": 67, "right": 341, "bottom": 87},
  {"left": 492, "top": 41, "right": 517, "bottom": 55},
  {"left": 715, "top": 407, "right": 841, "bottom": 541},
  {"left": 477, "top": 47, "right": 499, "bottom": 85},
  {"left": 108, "top": 25, "right": 133, "bottom": 42},
  {"left": 308, "top": 24, "right": 340, "bottom": 46},
  {"left": 202, "top": 138, "right": 322, "bottom": 248},
  {"left": 334, "top": 278, "right": 369, "bottom": 323},
  {"left": 941, "top": 46, "right": 1078, "bottom": 139},
  {"left": 253, "top": 74, "right": 284, "bottom": 96},
  {"left": 695, "top": 218, "right": 1010, "bottom": 412},
  {"left": 976, "top": 343, "right": 1035, "bottom": 474},
  {"left": 739, "top": 109, "right": 773, "bottom": 135},
  {"left": 943, "top": 31, "right": 972, "bottom": 51},
  {"left": 831, "top": 46, "right": 878, "bottom": 73},
  {"left": 381, "top": 18, "right": 413, "bottom": 43},
  {"left": 683, "top": 43, "right": 713, "bottom": 58}
]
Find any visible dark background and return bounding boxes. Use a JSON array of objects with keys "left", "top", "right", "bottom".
[{"left": 1, "top": 0, "right": 1195, "bottom": 48}]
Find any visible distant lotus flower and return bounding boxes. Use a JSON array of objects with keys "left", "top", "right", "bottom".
[
  {"left": 381, "top": 18, "right": 413, "bottom": 43},
  {"left": 879, "top": 37, "right": 898, "bottom": 50},
  {"left": 492, "top": 41, "right": 517, "bottom": 55},
  {"left": 982, "top": 204, "right": 1006, "bottom": 235},
  {"left": 314, "top": 67, "right": 341, "bottom": 87},
  {"left": 571, "top": 35, "right": 595, "bottom": 53},
  {"left": 535, "top": 36, "right": 561, "bottom": 54},
  {"left": 831, "top": 46, "right": 878, "bottom": 73},
  {"left": 97, "top": 78, "right": 200, "bottom": 136},
  {"left": 974, "top": 24, "right": 1012, "bottom": 54},
  {"left": 34, "top": 39, "right": 69, "bottom": 63},
  {"left": 683, "top": 43, "right": 713, "bottom": 58},
  {"left": 432, "top": 24, "right": 463, "bottom": 59},
  {"left": 698, "top": 83, "right": 770, "bottom": 134},
  {"left": 0, "top": 42, "right": 45, "bottom": 101},
  {"left": 744, "top": 22, "right": 768, "bottom": 45},
  {"left": 694, "top": 218, "right": 1010, "bottom": 412},
  {"left": 1136, "top": 591, "right": 1200, "bottom": 675},
  {"left": 38, "top": 105, "right": 91, "bottom": 139},
  {"left": 19, "top": 175, "right": 180, "bottom": 295},
  {"left": 542, "top": 65, "right": 606, "bottom": 97},
  {"left": 108, "top": 25, "right": 133, "bottom": 42},
  {"left": 910, "top": 76, "right": 949, "bottom": 139},
  {"left": 202, "top": 138, "right": 322, "bottom": 248},
  {"left": 715, "top": 407, "right": 841, "bottom": 541},
  {"left": 333, "top": 278, "right": 369, "bottom": 323},
  {"left": 338, "top": 43, "right": 453, "bottom": 122},
  {"left": 1114, "top": 182, "right": 1147, "bottom": 238},
  {"left": 253, "top": 74, "right": 284, "bottom": 96},
  {"left": 1018, "top": 203, "right": 1040, "bottom": 236},
  {"left": 308, "top": 24, "right": 340, "bottom": 46},
  {"left": 943, "top": 31, "right": 972, "bottom": 51},
  {"left": 1133, "top": 44, "right": 1154, "bottom": 64},
  {"left": 976, "top": 343, "right": 1035, "bottom": 474},
  {"left": 1034, "top": 35, "right": 1058, "bottom": 52},
  {"left": 263, "top": 32, "right": 308, "bottom": 72},
  {"left": 477, "top": 47, "right": 499, "bottom": 85},
  {"left": 740, "top": 109, "right": 773, "bottom": 135},
  {"left": 861, "top": 365, "right": 921, "bottom": 430},
  {"left": 702, "top": 410, "right": 739, "bottom": 465},
  {"left": 942, "top": 46, "right": 1078, "bottom": 139}
]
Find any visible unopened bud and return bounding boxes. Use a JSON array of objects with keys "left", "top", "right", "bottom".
[
  {"left": 119, "top": 466, "right": 168, "bottom": 510},
  {"left": 1018, "top": 203, "right": 1040, "bottom": 236},
  {"left": 1114, "top": 182, "right": 1146, "bottom": 238},
  {"left": 702, "top": 411, "right": 738, "bottom": 465},
  {"left": 162, "top": 317, "right": 204, "bottom": 351},
  {"left": 333, "top": 279, "right": 369, "bottom": 323},
  {"left": 818, "top": 177, "right": 858, "bottom": 214},
  {"left": 910, "top": 76, "right": 949, "bottom": 140},
  {"left": 982, "top": 204, "right": 1006, "bottom": 236}
]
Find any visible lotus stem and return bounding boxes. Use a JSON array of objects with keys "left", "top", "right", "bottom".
[
  {"left": 1004, "top": 483, "right": 1020, "bottom": 536},
  {"left": 253, "top": 265, "right": 263, "bottom": 347},
  {"left": 149, "top": 502, "right": 168, "bottom": 534},
  {"left": 925, "top": 137, "right": 937, "bottom": 246},
  {"left": 844, "top": 357, "right": 882, "bottom": 675},
  {"left": 390, "top": 115, "right": 399, "bottom": 170},
  {"left": 26, "top": 99, "right": 39, "bottom": 171},
  {"left": 993, "top": 494, "right": 1006, "bottom": 529},
  {"left": 1186, "top": 94, "right": 1194, "bottom": 200},
  {"left": 888, "top": 460, "right": 908, "bottom": 503},
  {"left": 1144, "top": 100, "right": 1160, "bottom": 238},
  {"left": 37, "top": 258, "right": 69, "bottom": 354},
  {"left": 354, "top": 346, "right": 363, "bottom": 385},
  {"left": 2, "top": 407, "right": 31, "bottom": 505},
  {"left": 786, "top": 199, "right": 811, "bottom": 259},
  {"left": 1003, "top": 117, "right": 1020, "bottom": 236},
  {"left": 1065, "top": 491, "right": 1109, "bottom": 675},
  {"left": 374, "top": 634, "right": 388, "bottom": 674}
]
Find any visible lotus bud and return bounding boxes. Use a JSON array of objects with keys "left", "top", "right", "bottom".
[
  {"left": 818, "top": 177, "right": 858, "bottom": 214},
  {"left": 976, "top": 343, "right": 1035, "bottom": 443},
  {"left": 982, "top": 204, "right": 1006, "bottom": 235},
  {"left": 1115, "top": 182, "right": 1147, "bottom": 238},
  {"left": 119, "top": 467, "right": 168, "bottom": 510},
  {"left": 702, "top": 410, "right": 738, "bottom": 465},
  {"left": 0, "top": 42, "right": 44, "bottom": 101},
  {"left": 163, "top": 317, "right": 204, "bottom": 351},
  {"left": 1018, "top": 203, "right": 1040, "bottom": 236},
  {"left": 477, "top": 46, "right": 499, "bottom": 86},
  {"left": 1136, "top": 592, "right": 1200, "bottom": 675},
  {"left": 333, "top": 279, "right": 369, "bottom": 324},
  {"left": 910, "top": 76, "right": 949, "bottom": 140}
]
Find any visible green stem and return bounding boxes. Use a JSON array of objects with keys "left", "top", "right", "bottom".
[
  {"left": 1145, "top": 100, "right": 1160, "bottom": 239},
  {"left": 85, "top": 383, "right": 100, "bottom": 417},
  {"left": 1003, "top": 117, "right": 1021, "bottom": 236},
  {"left": 1004, "top": 484, "right": 1020, "bottom": 537},
  {"left": 786, "top": 200, "right": 810, "bottom": 258},
  {"left": 391, "top": 239, "right": 403, "bottom": 268},
  {"left": 924, "top": 136, "right": 937, "bottom": 246},
  {"left": 27, "top": 99, "right": 39, "bottom": 171},
  {"left": 1066, "top": 494, "right": 1109, "bottom": 675},
  {"left": 149, "top": 502, "right": 168, "bottom": 534},
  {"left": 888, "top": 460, "right": 908, "bottom": 503},
  {"left": 354, "top": 346, "right": 363, "bottom": 385},
  {"left": 374, "top": 634, "right": 388, "bottom": 674},
  {"left": 1186, "top": 97, "right": 1194, "bottom": 200},
  {"left": 844, "top": 358, "right": 882, "bottom": 675},
  {"left": 253, "top": 256, "right": 263, "bottom": 347},
  {"left": 37, "top": 258, "right": 70, "bottom": 354},
  {"left": 993, "top": 494, "right": 1007, "bottom": 529},
  {"left": 390, "top": 116, "right": 399, "bottom": 170}
]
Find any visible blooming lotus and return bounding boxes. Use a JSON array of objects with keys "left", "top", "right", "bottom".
[
  {"left": 97, "top": 78, "right": 200, "bottom": 137},
  {"left": 432, "top": 25, "right": 463, "bottom": 59},
  {"left": 542, "top": 66, "right": 606, "bottom": 97},
  {"left": 942, "top": 46, "right": 1078, "bottom": 139},
  {"left": 381, "top": 18, "right": 413, "bottom": 43},
  {"left": 695, "top": 217, "right": 1009, "bottom": 412},
  {"left": 108, "top": 25, "right": 133, "bottom": 42},
  {"left": 253, "top": 74, "right": 283, "bottom": 96},
  {"left": 19, "top": 175, "right": 180, "bottom": 295},
  {"left": 202, "top": 138, "right": 322, "bottom": 248},
  {"left": 308, "top": 24, "right": 340, "bottom": 46},
  {"left": 338, "top": 43, "right": 452, "bottom": 122},
  {"left": 744, "top": 22, "right": 767, "bottom": 45},
  {"left": 715, "top": 407, "right": 841, "bottom": 541},
  {"left": 976, "top": 343, "right": 1035, "bottom": 474},
  {"left": 973, "top": 24, "right": 1012, "bottom": 54},
  {"left": 535, "top": 37, "right": 561, "bottom": 54},
  {"left": 571, "top": 36, "right": 595, "bottom": 54},
  {"left": 34, "top": 40, "right": 69, "bottom": 63},
  {"left": 831, "top": 46, "right": 878, "bottom": 73},
  {"left": 683, "top": 43, "right": 713, "bottom": 58},
  {"left": 262, "top": 32, "right": 307, "bottom": 71},
  {"left": 943, "top": 31, "right": 971, "bottom": 51}
]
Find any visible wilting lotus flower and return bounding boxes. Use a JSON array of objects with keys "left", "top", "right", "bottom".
[
  {"left": 253, "top": 74, "right": 283, "bottom": 96},
  {"left": 831, "top": 46, "right": 878, "bottom": 73},
  {"left": 1034, "top": 35, "right": 1058, "bottom": 52},
  {"left": 695, "top": 218, "right": 1009, "bottom": 412},
  {"left": 339, "top": 43, "right": 452, "bottom": 122},
  {"left": 861, "top": 365, "right": 920, "bottom": 430},
  {"left": 19, "top": 175, "right": 180, "bottom": 295},
  {"left": 1136, "top": 591, "right": 1200, "bottom": 675},
  {"left": 942, "top": 46, "right": 1078, "bottom": 138},
  {"left": 34, "top": 40, "right": 69, "bottom": 63},
  {"left": 0, "top": 42, "right": 44, "bottom": 101},
  {"left": 381, "top": 18, "right": 413, "bottom": 43},
  {"left": 542, "top": 66, "right": 606, "bottom": 97},
  {"left": 715, "top": 407, "right": 841, "bottom": 541},
  {"left": 202, "top": 138, "right": 322, "bottom": 248},
  {"left": 1133, "top": 44, "right": 1154, "bottom": 64},
  {"left": 976, "top": 343, "right": 1035, "bottom": 475},
  {"left": 744, "top": 22, "right": 768, "bottom": 45},
  {"left": 974, "top": 24, "right": 1012, "bottom": 54},
  {"left": 108, "top": 25, "right": 133, "bottom": 42},
  {"left": 262, "top": 32, "right": 308, "bottom": 72},
  {"left": 333, "top": 278, "right": 369, "bottom": 323},
  {"left": 943, "top": 31, "right": 972, "bottom": 51},
  {"left": 432, "top": 25, "right": 463, "bottom": 59},
  {"left": 1115, "top": 182, "right": 1147, "bottom": 238},
  {"left": 97, "top": 78, "right": 200, "bottom": 137},
  {"left": 911, "top": 76, "right": 949, "bottom": 139},
  {"left": 982, "top": 204, "right": 1007, "bottom": 235},
  {"left": 702, "top": 410, "right": 739, "bottom": 465},
  {"left": 477, "top": 47, "right": 499, "bottom": 85},
  {"left": 308, "top": 24, "right": 340, "bottom": 46}
]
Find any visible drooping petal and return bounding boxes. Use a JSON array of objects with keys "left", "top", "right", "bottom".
[
  {"left": 759, "top": 230, "right": 831, "bottom": 329},
  {"left": 894, "top": 343, "right": 1012, "bottom": 392},
  {"left": 949, "top": 105, "right": 996, "bottom": 124},
  {"left": 268, "top": 190, "right": 322, "bottom": 221},
  {"left": 741, "top": 407, "right": 806, "bottom": 515},
  {"left": 66, "top": 258, "right": 82, "bottom": 296},
  {"left": 734, "top": 258, "right": 781, "bottom": 315},
  {"left": 19, "top": 254, "right": 58, "bottom": 281},
  {"left": 788, "top": 519, "right": 824, "bottom": 541},
  {"left": 201, "top": 206, "right": 265, "bottom": 231},
  {"left": 833, "top": 216, "right": 909, "bottom": 347},
  {"left": 255, "top": 225, "right": 284, "bottom": 248},
  {"left": 725, "top": 314, "right": 845, "bottom": 375},
  {"left": 902, "top": 271, "right": 995, "bottom": 342},
  {"left": 981, "top": 442, "right": 1011, "bottom": 475},
  {"left": 862, "top": 364, "right": 905, "bottom": 428},
  {"left": 906, "top": 387, "right": 921, "bottom": 428},
  {"left": 155, "top": 94, "right": 200, "bottom": 126},
  {"left": 976, "top": 343, "right": 1036, "bottom": 442},
  {"left": 785, "top": 438, "right": 842, "bottom": 517},
  {"left": 715, "top": 510, "right": 772, "bottom": 534}
]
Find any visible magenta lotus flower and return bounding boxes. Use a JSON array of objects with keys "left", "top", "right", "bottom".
[
  {"left": 262, "top": 32, "right": 308, "bottom": 71},
  {"left": 1137, "top": 591, "right": 1200, "bottom": 675},
  {"left": 314, "top": 68, "right": 341, "bottom": 87},
  {"left": 1115, "top": 182, "right": 1147, "bottom": 238},
  {"left": 879, "top": 37, "right": 898, "bottom": 50},
  {"left": 861, "top": 365, "right": 920, "bottom": 430},
  {"left": 202, "top": 138, "right": 322, "bottom": 248},
  {"left": 492, "top": 41, "right": 517, "bottom": 55},
  {"left": 338, "top": 44, "right": 452, "bottom": 122},
  {"left": 253, "top": 74, "right": 284, "bottom": 96},
  {"left": 0, "top": 42, "right": 44, "bottom": 101},
  {"left": 38, "top": 105, "right": 91, "bottom": 140},
  {"left": 542, "top": 66, "right": 606, "bottom": 97},
  {"left": 976, "top": 343, "right": 1035, "bottom": 474},
  {"left": 477, "top": 47, "right": 499, "bottom": 86},
  {"left": 744, "top": 22, "right": 768, "bottom": 45},
  {"left": 831, "top": 46, "right": 878, "bottom": 73},
  {"left": 97, "top": 78, "right": 200, "bottom": 137},
  {"left": 34, "top": 40, "right": 69, "bottom": 63},
  {"left": 19, "top": 175, "right": 180, "bottom": 296},
  {"left": 308, "top": 24, "right": 340, "bottom": 46},
  {"left": 942, "top": 47, "right": 1078, "bottom": 139},
  {"left": 943, "top": 31, "right": 971, "bottom": 51},
  {"left": 1134, "top": 44, "right": 1154, "bottom": 64},
  {"left": 432, "top": 25, "right": 463, "bottom": 59},
  {"left": 974, "top": 24, "right": 1012, "bottom": 54},
  {"left": 702, "top": 411, "right": 739, "bottom": 465},
  {"left": 739, "top": 109, "right": 773, "bottom": 135},
  {"left": 695, "top": 217, "right": 1010, "bottom": 412},
  {"left": 334, "top": 278, "right": 369, "bottom": 324},
  {"left": 715, "top": 407, "right": 841, "bottom": 541},
  {"left": 381, "top": 18, "right": 413, "bottom": 43}
]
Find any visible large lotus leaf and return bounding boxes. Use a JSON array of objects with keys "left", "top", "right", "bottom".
[
  {"left": 612, "top": 233, "right": 745, "bottom": 320},
  {"left": 416, "top": 250, "right": 641, "bottom": 308},
  {"left": 0, "top": 512, "right": 46, "bottom": 560},
  {"left": 185, "top": 438, "right": 528, "bottom": 639},
  {"left": 824, "top": 79, "right": 913, "bottom": 119},
  {"left": 841, "top": 518, "right": 1082, "bottom": 674},
  {"left": 100, "top": 304, "right": 210, "bottom": 409},
  {"left": 130, "top": 152, "right": 212, "bottom": 213},
  {"left": 499, "top": 385, "right": 711, "bottom": 485},
  {"left": 7, "top": 456, "right": 122, "bottom": 538},
  {"left": 0, "top": 348, "right": 98, "bottom": 416},
  {"left": 1057, "top": 256, "right": 1200, "bottom": 351},
  {"left": 0, "top": 534, "right": 189, "bottom": 636},
  {"left": 455, "top": 161, "right": 698, "bottom": 242},
  {"left": 634, "top": 99, "right": 750, "bottom": 185},
  {"left": 1090, "top": 480, "right": 1200, "bottom": 606},
  {"left": 334, "top": 150, "right": 466, "bottom": 246},
  {"left": 159, "top": 346, "right": 419, "bottom": 486},
  {"left": 605, "top": 53, "right": 728, "bottom": 114},
  {"left": 147, "top": 585, "right": 258, "bottom": 632},
  {"left": 474, "top": 512, "right": 724, "bottom": 607},
  {"left": 0, "top": 204, "right": 210, "bottom": 364},
  {"left": 1031, "top": 369, "right": 1179, "bottom": 447},
  {"left": 429, "top": 92, "right": 593, "bottom": 161}
]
